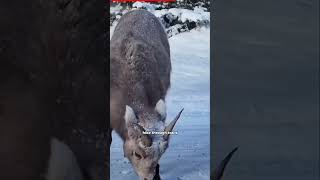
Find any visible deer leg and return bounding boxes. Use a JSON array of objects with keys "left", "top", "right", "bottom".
[
  {"left": 103, "top": 129, "right": 111, "bottom": 180},
  {"left": 153, "top": 164, "right": 161, "bottom": 180},
  {"left": 108, "top": 128, "right": 112, "bottom": 146}
]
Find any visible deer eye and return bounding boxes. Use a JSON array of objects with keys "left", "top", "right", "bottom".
[{"left": 134, "top": 152, "right": 142, "bottom": 159}]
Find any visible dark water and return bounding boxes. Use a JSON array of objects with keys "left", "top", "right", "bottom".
[{"left": 211, "top": 0, "right": 319, "bottom": 179}]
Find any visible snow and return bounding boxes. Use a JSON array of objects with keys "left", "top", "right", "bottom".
[
  {"left": 111, "top": 3, "right": 210, "bottom": 37},
  {"left": 110, "top": 27, "right": 210, "bottom": 179},
  {"left": 153, "top": 8, "right": 210, "bottom": 23},
  {"left": 132, "top": 2, "right": 162, "bottom": 11},
  {"left": 110, "top": 4, "right": 122, "bottom": 14}
]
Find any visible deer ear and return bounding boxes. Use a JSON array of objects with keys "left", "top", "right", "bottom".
[
  {"left": 125, "top": 105, "right": 137, "bottom": 124},
  {"left": 155, "top": 99, "right": 166, "bottom": 120}
]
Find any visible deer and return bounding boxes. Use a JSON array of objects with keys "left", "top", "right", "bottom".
[{"left": 110, "top": 9, "right": 184, "bottom": 180}]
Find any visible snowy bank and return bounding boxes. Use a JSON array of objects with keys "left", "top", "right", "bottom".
[{"left": 110, "top": 1, "right": 210, "bottom": 37}]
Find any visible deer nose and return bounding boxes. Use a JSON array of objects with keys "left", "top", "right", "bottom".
[{"left": 144, "top": 178, "right": 147, "bottom": 180}]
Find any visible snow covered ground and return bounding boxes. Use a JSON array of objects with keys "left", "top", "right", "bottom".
[{"left": 110, "top": 20, "right": 210, "bottom": 179}]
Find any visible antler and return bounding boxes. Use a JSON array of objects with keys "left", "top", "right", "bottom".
[
  {"left": 212, "top": 147, "right": 238, "bottom": 180},
  {"left": 164, "top": 108, "right": 184, "bottom": 140}
]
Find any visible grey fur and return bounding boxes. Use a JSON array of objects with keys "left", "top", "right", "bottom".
[
  {"left": 110, "top": 10, "right": 172, "bottom": 180},
  {"left": 110, "top": 9, "right": 171, "bottom": 141}
]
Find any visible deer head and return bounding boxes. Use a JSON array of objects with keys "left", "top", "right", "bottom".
[{"left": 123, "top": 99, "right": 183, "bottom": 180}]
